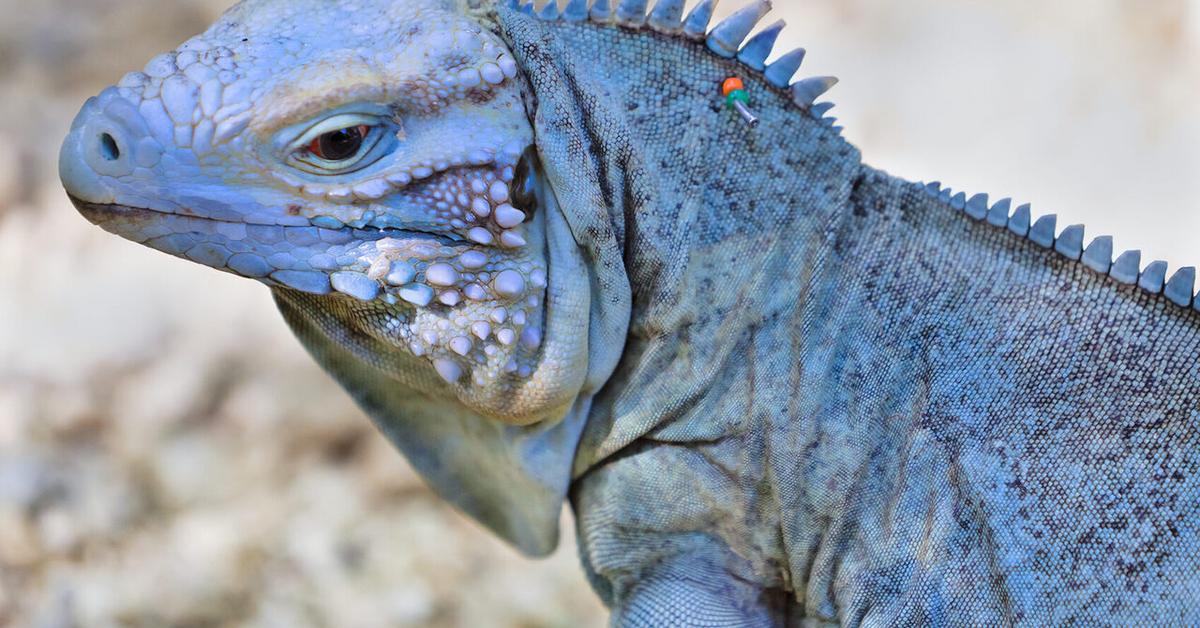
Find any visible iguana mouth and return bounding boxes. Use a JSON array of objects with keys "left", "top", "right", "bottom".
[{"left": 67, "top": 195, "right": 461, "bottom": 246}]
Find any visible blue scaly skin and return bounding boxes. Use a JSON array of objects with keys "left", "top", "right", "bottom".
[{"left": 59, "top": 0, "right": 1200, "bottom": 624}]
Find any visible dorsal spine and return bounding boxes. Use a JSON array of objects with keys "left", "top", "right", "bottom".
[
  {"left": 920, "top": 181, "right": 1198, "bottom": 310},
  {"left": 505, "top": 0, "right": 840, "bottom": 118}
]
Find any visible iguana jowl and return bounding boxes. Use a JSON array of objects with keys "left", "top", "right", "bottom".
[{"left": 58, "top": 0, "right": 1200, "bottom": 624}]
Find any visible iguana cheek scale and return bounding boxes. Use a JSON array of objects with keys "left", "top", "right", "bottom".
[{"left": 59, "top": 0, "right": 1200, "bottom": 624}]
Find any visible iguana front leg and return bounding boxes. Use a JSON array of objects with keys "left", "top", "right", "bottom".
[
  {"left": 613, "top": 563, "right": 785, "bottom": 627},
  {"left": 574, "top": 443, "right": 792, "bottom": 627}
]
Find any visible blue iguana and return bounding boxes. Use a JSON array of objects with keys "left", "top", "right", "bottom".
[{"left": 58, "top": 0, "right": 1200, "bottom": 624}]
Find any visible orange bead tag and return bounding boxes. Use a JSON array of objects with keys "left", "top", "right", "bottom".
[{"left": 722, "top": 77, "right": 745, "bottom": 97}]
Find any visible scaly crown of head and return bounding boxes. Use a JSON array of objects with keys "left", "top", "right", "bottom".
[{"left": 60, "top": 0, "right": 584, "bottom": 424}]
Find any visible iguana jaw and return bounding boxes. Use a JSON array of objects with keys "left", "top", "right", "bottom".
[{"left": 67, "top": 196, "right": 459, "bottom": 269}]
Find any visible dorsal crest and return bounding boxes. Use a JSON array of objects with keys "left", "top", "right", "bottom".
[{"left": 504, "top": 0, "right": 841, "bottom": 124}]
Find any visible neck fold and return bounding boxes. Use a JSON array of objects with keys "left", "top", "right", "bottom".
[{"left": 492, "top": 5, "right": 864, "bottom": 470}]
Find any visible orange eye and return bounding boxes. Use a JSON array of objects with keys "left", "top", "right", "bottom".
[{"left": 306, "top": 125, "right": 370, "bottom": 161}]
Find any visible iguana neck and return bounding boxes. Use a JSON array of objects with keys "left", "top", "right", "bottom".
[{"left": 491, "top": 3, "right": 864, "bottom": 467}]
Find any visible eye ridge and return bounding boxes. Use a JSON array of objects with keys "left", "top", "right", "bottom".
[{"left": 307, "top": 125, "right": 370, "bottom": 161}]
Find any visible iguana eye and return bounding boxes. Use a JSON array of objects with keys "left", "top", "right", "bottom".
[
  {"left": 307, "top": 125, "right": 369, "bottom": 161},
  {"left": 286, "top": 112, "right": 393, "bottom": 176}
]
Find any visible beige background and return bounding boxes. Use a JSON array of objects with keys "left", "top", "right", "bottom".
[{"left": 1, "top": 1, "right": 1196, "bottom": 626}]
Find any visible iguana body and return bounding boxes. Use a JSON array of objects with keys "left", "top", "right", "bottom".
[{"left": 59, "top": 0, "right": 1200, "bottom": 624}]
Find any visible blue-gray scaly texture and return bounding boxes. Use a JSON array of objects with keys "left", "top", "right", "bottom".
[{"left": 59, "top": 0, "right": 1200, "bottom": 624}]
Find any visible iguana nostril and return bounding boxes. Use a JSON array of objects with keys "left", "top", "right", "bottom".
[{"left": 99, "top": 133, "right": 120, "bottom": 161}]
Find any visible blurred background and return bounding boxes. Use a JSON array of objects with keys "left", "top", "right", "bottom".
[{"left": 0, "top": 0, "right": 1196, "bottom": 626}]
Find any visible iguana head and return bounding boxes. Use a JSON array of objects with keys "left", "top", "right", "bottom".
[{"left": 59, "top": 0, "right": 594, "bottom": 426}]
